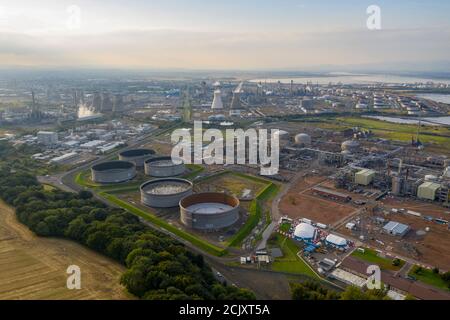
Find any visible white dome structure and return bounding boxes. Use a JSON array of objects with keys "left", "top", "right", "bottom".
[
  {"left": 325, "top": 234, "right": 347, "bottom": 248},
  {"left": 275, "top": 130, "right": 290, "bottom": 141},
  {"left": 294, "top": 223, "right": 316, "bottom": 241},
  {"left": 294, "top": 133, "right": 311, "bottom": 146}
]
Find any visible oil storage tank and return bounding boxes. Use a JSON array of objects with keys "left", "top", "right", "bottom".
[
  {"left": 145, "top": 156, "right": 185, "bottom": 177},
  {"left": 140, "top": 178, "right": 193, "bottom": 208},
  {"left": 91, "top": 161, "right": 136, "bottom": 184},
  {"left": 180, "top": 192, "right": 240, "bottom": 230},
  {"left": 119, "top": 149, "right": 155, "bottom": 167}
]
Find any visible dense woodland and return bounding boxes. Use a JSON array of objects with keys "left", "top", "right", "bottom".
[{"left": 0, "top": 141, "right": 255, "bottom": 300}]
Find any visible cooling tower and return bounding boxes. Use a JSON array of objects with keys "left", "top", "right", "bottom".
[{"left": 211, "top": 89, "right": 223, "bottom": 110}]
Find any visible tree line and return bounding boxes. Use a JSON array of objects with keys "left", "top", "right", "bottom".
[{"left": 0, "top": 153, "right": 255, "bottom": 300}]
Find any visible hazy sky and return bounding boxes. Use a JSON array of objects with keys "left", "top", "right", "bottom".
[{"left": 0, "top": 0, "right": 450, "bottom": 70}]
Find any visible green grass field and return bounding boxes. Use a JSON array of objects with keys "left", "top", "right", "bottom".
[
  {"left": 270, "top": 235, "right": 319, "bottom": 279},
  {"left": 408, "top": 266, "right": 450, "bottom": 291},
  {"left": 351, "top": 248, "right": 405, "bottom": 271}
]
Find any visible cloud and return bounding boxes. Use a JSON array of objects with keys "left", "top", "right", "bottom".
[{"left": 0, "top": 26, "right": 449, "bottom": 70}]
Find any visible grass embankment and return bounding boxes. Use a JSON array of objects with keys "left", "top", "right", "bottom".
[
  {"left": 227, "top": 180, "right": 279, "bottom": 248},
  {"left": 351, "top": 248, "right": 405, "bottom": 271},
  {"left": 100, "top": 192, "right": 227, "bottom": 257},
  {"left": 270, "top": 234, "right": 319, "bottom": 279},
  {"left": 182, "top": 164, "right": 205, "bottom": 180},
  {"left": 408, "top": 266, "right": 450, "bottom": 291}
]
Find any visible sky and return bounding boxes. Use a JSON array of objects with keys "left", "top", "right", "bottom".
[{"left": 0, "top": 0, "right": 450, "bottom": 71}]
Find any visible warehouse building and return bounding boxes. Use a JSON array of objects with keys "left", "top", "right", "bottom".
[
  {"left": 383, "top": 221, "right": 410, "bottom": 237},
  {"left": 417, "top": 181, "right": 441, "bottom": 201},
  {"left": 312, "top": 187, "right": 351, "bottom": 202},
  {"left": 355, "top": 169, "right": 376, "bottom": 186},
  {"left": 37, "top": 131, "right": 58, "bottom": 145}
]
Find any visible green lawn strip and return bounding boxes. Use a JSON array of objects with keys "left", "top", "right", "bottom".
[
  {"left": 226, "top": 182, "right": 279, "bottom": 248},
  {"left": 99, "top": 192, "right": 227, "bottom": 257},
  {"left": 408, "top": 266, "right": 450, "bottom": 291},
  {"left": 75, "top": 171, "right": 100, "bottom": 188},
  {"left": 182, "top": 164, "right": 205, "bottom": 180},
  {"left": 271, "top": 235, "right": 319, "bottom": 279},
  {"left": 279, "top": 222, "right": 291, "bottom": 233},
  {"left": 351, "top": 248, "right": 404, "bottom": 271}
]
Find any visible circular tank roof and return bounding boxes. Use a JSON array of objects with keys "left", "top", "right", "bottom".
[
  {"left": 180, "top": 192, "right": 239, "bottom": 214},
  {"left": 294, "top": 223, "right": 316, "bottom": 239},
  {"left": 145, "top": 156, "right": 184, "bottom": 166},
  {"left": 92, "top": 160, "right": 135, "bottom": 171},
  {"left": 119, "top": 149, "right": 155, "bottom": 157},
  {"left": 140, "top": 178, "right": 193, "bottom": 195}
]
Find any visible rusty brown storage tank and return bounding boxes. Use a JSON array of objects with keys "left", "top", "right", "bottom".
[{"left": 179, "top": 192, "right": 240, "bottom": 230}]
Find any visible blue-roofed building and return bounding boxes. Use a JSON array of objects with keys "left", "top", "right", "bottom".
[{"left": 383, "top": 221, "right": 409, "bottom": 237}]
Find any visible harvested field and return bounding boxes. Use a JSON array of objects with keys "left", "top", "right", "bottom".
[
  {"left": 380, "top": 196, "right": 450, "bottom": 219},
  {"left": 279, "top": 176, "right": 356, "bottom": 225},
  {"left": 0, "top": 200, "right": 131, "bottom": 300}
]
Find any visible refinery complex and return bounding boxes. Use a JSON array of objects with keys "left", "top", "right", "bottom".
[{"left": 1, "top": 68, "right": 450, "bottom": 302}]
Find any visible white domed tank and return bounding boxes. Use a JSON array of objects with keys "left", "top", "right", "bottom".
[
  {"left": 341, "top": 140, "right": 360, "bottom": 153},
  {"left": 293, "top": 223, "right": 316, "bottom": 241},
  {"left": 294, "top": 133, "right": 311, "bottom": 146},
  {"left": 274, "top": 130, "right": 290, "bottom": 141}
]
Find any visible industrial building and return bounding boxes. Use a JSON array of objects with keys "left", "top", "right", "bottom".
[
  {"left": 140, "top": 178, "right": 193, "bottom": 208},
  {"left": 383, "top": 221, "right": 410, "bottom": 237},
  {"left": 119, "top": 149, "right": 155, "bottom": 167},
  {"left": 312, "top": 187, "right": 351, "bottom": 202},
  {"left": 144, "top": 156, "right": 185, "bottom": 177},
  {"left": 37, "top": 131, "right": 58, "bottom": 145},
  {"left": 341, "top": 140, "right": 360, "bottom": 153},
  {"left": 355, "top": 169, "right": 376, "bottom": 185},
  {"left": 293, "top": 223, "right": 316, "bottom": 242},
  {"left": 179, "top": 192, "right": 240, "bottom": 230},
  {"left": 417, "top": 181, "right": 441, "bottom": 201},
  {"left": 91, "top": 160, "right": 136, "bottom": 184}
]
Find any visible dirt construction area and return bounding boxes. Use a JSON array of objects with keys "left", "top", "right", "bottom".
[
  {"left": 279, "top": 175, "right": 356, "bottom": 226},
  {"left": 0, "top": 200, "right": 131, "bottom": 300}
]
